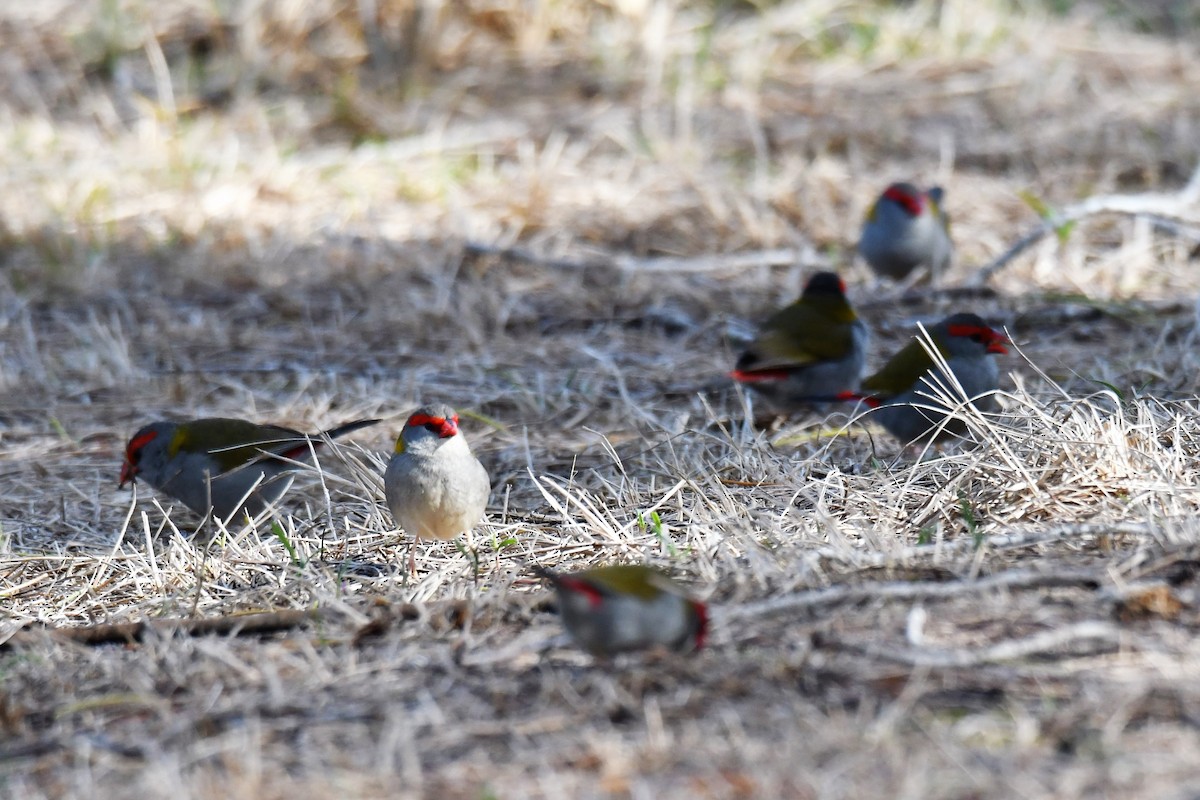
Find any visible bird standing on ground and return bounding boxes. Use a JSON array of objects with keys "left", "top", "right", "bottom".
[
  {"left": 857, "top": 182, "right": 953, "bottom": 284},
  {"left": 533, "top": 564, "right": 708, "bottom": 657},
  {"left": 119, "top": 417, "right": 380, "bottom": 520},
  {"left": 842, "top": 312, "right": 1008, "bottom": 444},
  {"left": 384, "top": 404, "right": 490, "bottom": 573},
  {"left": 731, "top": 271, "right": 869, "bottom": 408}
]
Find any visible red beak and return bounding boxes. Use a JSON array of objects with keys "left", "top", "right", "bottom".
[
  {"left": 118, "top": 460, "right": 136, "bottom": 488},
  {"left": 437, "top": 418, "right": 459, "bottom": 438}
]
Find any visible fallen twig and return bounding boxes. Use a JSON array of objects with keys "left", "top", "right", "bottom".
[
  {"left": 3, "top": 609, "right": 320, "bottom": 649},
  {"left": 970, "top": 161, "right": 1200, "bottom": 284},
  {"left": 464, "top": 242, "right": 815, "bottom": 274},
  {"left": 805, "top": 521, "right": 1157, "bottom": 571},
  {"left": 718, "top": 567, "right": 1102, "bottom": 624},
  {"left": 815, "top": 620, "right": 1127, "bottom": 667}
]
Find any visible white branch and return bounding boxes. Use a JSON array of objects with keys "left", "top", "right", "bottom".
[{"left": 970, "top": 172, "right": 1200, "bottom": 285}]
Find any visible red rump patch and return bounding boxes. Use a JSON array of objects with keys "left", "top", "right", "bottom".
[
  {"left": 837, "top": 391, "right": 882, "bottom": 409},
  {"left": 691, "top": 601, "right": 709, "bottom": 650},
  {"left": 946, "top": 324, "right": 1009, "bottom": 355},
  {"left": 280, "top": 440, "right": 321, "bottom": 461},
  {"left": 883, "top": 185, "right": 924, "bottom": 217},
  {"left": 559, "top": 576, "right": 605, "bottom": 609},
  {"left": 408, "top": 412, "right": 459, "bottom": 438},
  {"left": 119, "top": 430, "right": 159, "bottom": 487},
  {"left": 730, "top": 369, "right": 790, "bottom": 384}
]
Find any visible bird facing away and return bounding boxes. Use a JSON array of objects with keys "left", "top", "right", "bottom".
[
  {"left": 843, "top": 312, "right": 1008, "bottom": 444},
  {"left": 119, "top": 417, "right": 380, "bottom": 520},
  {"left": 384, "top": 404, "right": 490, "bottom": 572},
  {"left": 731, "top": 271, "right": 869, "bottom": 408},
  {"left": 857, "top": 182, "right": 953, "bottom": 284},
  {"left": 534, "top": 564, "right": 708, "bottom": 657}
]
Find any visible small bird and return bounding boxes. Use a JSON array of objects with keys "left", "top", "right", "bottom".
[
  {"left": 731, "top": 271, "right": 869, "bottom": 406},
  {"left": 119, "top": 417, "right": 380, "bottom": 520},
  {"left": 843, "top": 312, "right": 1008, "bottom": 444},
  {"left": 857, "top": 182, "right": 953, "bottom": 283},
  {"left": 384, "top": 404, "right": 490, "bottom": 572},
  {"left": 533, "top": 564, "right": 708, "bottom": 657}
]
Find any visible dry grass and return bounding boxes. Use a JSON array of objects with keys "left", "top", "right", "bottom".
[{"left": 3, "top": 0, "right": 1200, "bottom": 797}]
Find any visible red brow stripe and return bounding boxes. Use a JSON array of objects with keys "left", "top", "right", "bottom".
[
  {"left": 127, "top": 431, "right": 158, "bottom": 453},
  {"left": 125, "top": 431, "right": 159, "bottom": 463},
  {"left": 946, "top": 325, "right": 1009, "bottom": 354},
  {"left": 407, "top": 413, "right": 446, "bottom": 428},
  {"left": 947, "top": 324, "right": 1005, "bottom": 341},
  {"left": 883, "top": 186, "right": 923, "bottom": 216}
]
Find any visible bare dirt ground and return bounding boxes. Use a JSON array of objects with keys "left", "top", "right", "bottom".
[{"left": 3, "top": 1, "right": 1200, "bottom": 797}]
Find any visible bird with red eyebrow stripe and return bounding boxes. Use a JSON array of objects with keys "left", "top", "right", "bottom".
[
  {"left": 731, "top": 271, "right": 869, "bottom": 408},
  {"left": 857, "top": 182, "right": 953, "bottom": 284},
  {"left": 839, "top": 312, "right": 1009, "bottom": 445},
  {"left": 533, "top": 564, "right": 708, "bottom": 657},
  {"left": 118, "top": 417, "right": 380, "bottom": 521},
  {"left": 384, "top": 403, "right": 490, "bottom": 573}
]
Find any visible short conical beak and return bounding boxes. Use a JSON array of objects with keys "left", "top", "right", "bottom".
[
  {"left": 118, "top": 461, "right": 136, "bottom": 488},
  {"left": 438, "top": 419, "right": 459, "bottom": 438}
]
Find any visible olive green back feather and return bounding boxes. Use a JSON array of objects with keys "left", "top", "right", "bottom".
[
  {"left": 746, "top": 295, "right": 858, "bottom": 368},
  {"left": 170, "top": 419, "right": 306, "bottom": 470},
  {"left": 578, "top": 565, "right": 676, "bottom": 601},
  {"left": 862, "top": 337, "right": 947, "bottom": 398}
]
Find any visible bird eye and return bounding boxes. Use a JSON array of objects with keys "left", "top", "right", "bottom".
[{"left": 423, "top": 423, "right": 439, "bottom": 433}]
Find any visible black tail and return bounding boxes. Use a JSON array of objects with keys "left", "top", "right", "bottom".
[
  {"left": 276, "top": 418, "right": 380, "bottom": 461},
  {"left": 530, "top": 564, "right": 560, "bottom": 583},
  {"left": 321, "top": 418, "right": 381, "bottom": 440}
]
